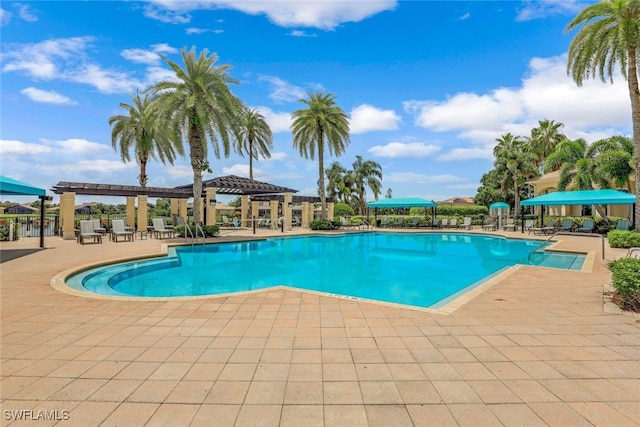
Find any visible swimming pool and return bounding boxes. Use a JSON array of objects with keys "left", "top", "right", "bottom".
[{"left": 67, "top": 233, "right": 585, "bottom": 308}]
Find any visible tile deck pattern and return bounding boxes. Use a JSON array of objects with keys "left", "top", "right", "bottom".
[{"left": 1, "top": 228, "right": 639, "bottom": 426}]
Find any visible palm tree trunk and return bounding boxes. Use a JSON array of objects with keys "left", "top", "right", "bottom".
[
  {"left": 627, "top": 48, "right": 640, "bottom": 231},
  {"left": 189, "top": 122, "right": 205, "bottom": 224},
  {"left": 318, "top": 135, "right": 327, "bottom": 219},
  {"left": 139, "top": 158, "right": 148, "bottom": 188},
  {"left": 249, "top": 137, "right": 254, "bottom": 181}
]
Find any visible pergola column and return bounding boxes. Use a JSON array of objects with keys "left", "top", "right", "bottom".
[
  {"left": 251, "top": 200, "right": 260, "bottom": 223},
  {"left": 179, "top": 199, "right": 188, "bottom": 222},
  {"left": 206, "top": 188, "right": 217, "bottom": 226},
  {"left": 301, "top": 202, "right": 310, "bottom": 228},
  {"left": 126, "top": 196, "right": 136, "bottom": 228},
  {"left": 60, "top": 192, "right": 76, "bottom": 240},
  {"left": 327, "top": 202, "right": 335, "bottom": 219},
  {"left": 137, "top": 195, "right": 148, "bottom": 232},
  {"left": 270, "top": 200, "right": 279, "bottom": 229},
  {"left": 171, "top": 199, "right": 179, "bottom": 217},
  {"left": 284, "top": 192, "right": 293, "bottom": 230},
  {"left": 241, "top": 196, "right": 249, "bottom": 226}
]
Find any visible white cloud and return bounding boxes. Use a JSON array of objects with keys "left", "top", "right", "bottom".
[
  {"left": 288, "top": 30, "right": 316, "bottom": 37},
  {"left": 186, "top": 27, "right": 223, "bottom": 34},
  {"left": 264, "top": 152, "right": 287, "bottom": 161},
  {"left": 45, "top": 160, "right": 136, "bottom": 172},
  {"left": 54, "top": 138, "right": 110, "bottom": 154},
  {"left": 146, "top": 0, "right": 397, "bottom": 30},
  {"left": 15, "top": 3, "right": 37, "bottom": 22},
  {"left": 515, "top": 0, "right": 584, "bottom": 22},
  {"left": 258, "top": 75, "right": 306, "bottom": 103},
  {"left": 144, "top": 66, "right": 179, "bottom": 85},
  {"left": 368, "top": 142, "right": 440, "bottom": 158},
  {"left": 0, "top": 139, "right": 52, "bottom": 154},
  {"left": 436, "top": 147, "right": 493, "bottom": 161},
  {"left": 1, "top": 8, "right": 12, "bottom": 26},
  {"left": 254, "top": 106, "right": 292, "bottom": 133},
  {"left": 166, "top": 165, "right": 197, "bottom": 178},
  {"left": 121, "top": 48, "right": 161, "bottom": 65},
  {"left": 404, "top": 54, "right": 631, "bottom": 147},
  {"left": 151, "top": 43, "right": 177, "bottom": 54},
  {"left": 1, "top": 36, "right": 93, "bottom": 79},
  {"left": 223, "top": 164, "right": 252, "bottom": 178},
  {"left": 349, "top": 104, "right": 401, "bottom": 134},
  {"left": 20, "top": 87, "right": 77, "bottom": 105},
  {"left": 71, "top": 64, "right": 142, "bottom": 94}
]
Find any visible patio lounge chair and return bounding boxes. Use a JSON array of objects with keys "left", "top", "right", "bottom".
[
  {"left": 440, "top": 218, "right": 448, "bottom": 228},
  {"left": 576, "top": 218, "right": 594, "bottom": 233},
  {"left": 617, "top": 219, "right": 629, "bottom": 231},
  {"left": 79, "top": 220, "right": 102, "bottom": 245},
  {"left": 111, "top": 219, "right": 134, "bottom": 242},
  {"left": 393, "top": 217, "right": 404, "bottom": 228},
  {"left": 449, "top": 218, "right": 458, "bottom": 228},
  {"left": 340, "top": 216, "right": 358, "bottom": 229},
  {"left": 152, "top": 218, "right": 174, "bottom": 239},
  {"left": 461, "top": 217, "right": 472, "bottom": 230},
  {"left": 379, "top": 217, "right": 392, "bottom": 228},
  {"left": 558, "top": 218, "right": 573, "bottom": 232},
  {"left": 530, "top": 219, "right": 556, "bottom": 235},
  {"left": 482, "top": 216, "right": 496, "bottom": 231},
  {"left": 91, "top": 218, "right": 106, "bottom": 235},
  {"left": 524, "top": 219, "right": 534, "bottom": 232},
  {"left": 503, "top": 217, "right": 516, "bottom": 231}
]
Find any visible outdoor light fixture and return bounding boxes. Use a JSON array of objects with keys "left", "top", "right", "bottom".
[{"left": 209, "top": 199, "right": 217, "bottom": 205}]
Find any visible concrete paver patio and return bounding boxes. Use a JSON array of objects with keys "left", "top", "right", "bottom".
[{"left": 1, "top": 228, "right": 639, "bottom": 426}]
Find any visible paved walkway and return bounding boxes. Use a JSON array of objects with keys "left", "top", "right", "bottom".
[{"left": 1, "top": 229, "right": 639, "bottom": 426}]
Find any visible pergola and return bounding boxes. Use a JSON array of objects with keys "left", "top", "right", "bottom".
[{"left": 51, "top": 175, "right": 319, "bottom": 239}]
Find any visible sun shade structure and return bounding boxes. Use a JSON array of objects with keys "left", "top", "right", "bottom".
[
  {"left": 0, "top": 175, "right": 46, "bottom": 197},
  {"left": 175, "top": 175, "right": 297, "bottom": 196},
  {"left": 367, "top": 197, "right": 437, "bottom": 208},
  {"left": 0, "top": 176, "right": 48, "bottom": 248},
  {"left": 490, "top": 201, "right": 509, "bottom": 209},
  {"left": 520, "top": 189, "right": 636, "bottom": 206}
]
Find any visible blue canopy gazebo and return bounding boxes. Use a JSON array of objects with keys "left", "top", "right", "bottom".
[
  {"left": 367, "top": 197, "right": 438, "bottom": 226},
  {"left": 520, "top": 189, "right": 636, "bottom": 232},
  {"left": 489, "top": 202, "right": 510, "bottom": 229},
  {"left": 0, "top": 176, "right": 49, "bottom": 247}
]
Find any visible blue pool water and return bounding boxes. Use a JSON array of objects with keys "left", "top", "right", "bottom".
[{"left": 68, "top": 233, "right": 585, "bottom": 308}]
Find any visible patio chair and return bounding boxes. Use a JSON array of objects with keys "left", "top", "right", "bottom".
[
  {"left": 79, "top": 220, "right": 102, "bottom": 245},
  {"left": 340, "top": 216, "right": 358, "bottom": 229},
  {"left": 111, "top": 219, "right": 134, "bottom": 242},
  {"left": 617, "top": 218, "right": 629, "bottom": 231},
  {"left": 449, "top": 218, "right": 458, "bottom": 228},
  {"left": 220, "top": 215, "right": 233, "bottom": 227},
  {"left": 406, "top": 217, "right": 420, "bottom": 228},
  {"left": 482, "top": 216, "right": 496, "bottom": 231},
  {"left": 440, "top": 218, "right": 449, "bottom": 228},
  {"left": 461, "top": 217, "right": 472, "bottom": 230},
  {"left": 379, "top": 217, "right": 392, "bottom": 228},
  {"left": 576, "top": 218, "right": 594, "bottom": 233},
  {"left": 558, "top": 218, "right": 573, "bottom": 232},
  {"left": 524, "top": 219, "right": 534, "bottom": 232},
  {"left": 503, "top": 217, "right": 516, "bottom": 232},
  {"left": 91, "top": 218, "right": 106, "bottom": 235},
  {"left": 392, "top": 217, "right": 404, "bottom": 228},
  {"left": 152, "top": 218, "right": 174, "bottom": 239},
  {"left": 432, "top": 218, "right": 441, "bottom": 229}
]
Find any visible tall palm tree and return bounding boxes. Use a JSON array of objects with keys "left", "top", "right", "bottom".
[
  {"left": 108, "top": 92, "right": 182, "bottom": 188},
  {"left": 566, "top": 0, "right": 640, "bottom": 229},
  {"left": 326, "top": 161, "right": 356, "bottom": 206},
  {"left": 528, "top": 119, "right": 566, "bottom": 171},
  {"left": 236, "top": 107, "right": 273, "bottom": 180},
  {"left": 544, "top": 138, "right": 610, "bottom": 190},
  {"left": 148, "top": 47, "right": 244, "bottom": 224},
  {"left": 291, "top": 91, "right": 350, "bottom": 219},
  {"left": 494, "top": 133, "right": 539, "bottom": 214},
  {"left": 592, "top": 135, "right": 635, "bottom": 191},
  {"left": 352, "top": 155, "right": 383, "bottom": 215}
]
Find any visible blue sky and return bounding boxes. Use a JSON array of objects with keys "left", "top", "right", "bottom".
[{"left": 0, "top": 0, "right": 631, "bottom": 205}]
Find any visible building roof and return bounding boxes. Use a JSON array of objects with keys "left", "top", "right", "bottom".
[
  {"left": 175, "top": 175, "right": 297, "bottom": 196},
  {"left": 438, "top": 196, "right": 475, "bottom": 205}
]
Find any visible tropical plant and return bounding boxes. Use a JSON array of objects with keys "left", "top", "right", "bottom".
[
  {"left": 493, "top": 133, "right": 539, "bottom": 213},
  {"left": 108, "top": 92, "right": 182, "bottom": 187},
  {"left": 326, "top": 162, "right": 356, "bottom": 206},
  {"left": 291, "top": 91, "right": 350, "bottom": 219},
  {"left": 235, "top": 107, "right": 273, "bottom": 180},
  {"left": 148, "top": 47, "right": 244, "bottom": 224},
  {"left": 352, "top": 155, "right": 383, "bottom": 215},
  {"left": 544, "top": 138, "right": 611, "bottom": 190},
  {"left": 528, "top": 119, "right": 566, "bottom": 171},
  {"left": 592, "top": 135, "right": 635, "bottom": 191},
  {"left": 566, "top": 0, "right": 640, "bottom": 230}
]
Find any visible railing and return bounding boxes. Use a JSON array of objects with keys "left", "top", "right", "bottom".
[{"left": 528, "top": 231, "right": 605, "bottom": 261}]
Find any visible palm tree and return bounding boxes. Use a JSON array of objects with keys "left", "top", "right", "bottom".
[
  {"left": 326, "top": 161, "right": 356, "bottom": 206},
  {"left": 528, "top": 119, "right": 566, "bottom": 171},
  {"left": 352, "top": 155, "right": 383, "bottom": 215},
  {"left": 493, "top": 133, "right": 539, "bottom": 214},
  {"left": 592, "top": 135, "right": 635, "bottom": 191},
  {"left": 148, "top": 47, "right": 244, "bottom": 224},
  {"left": 566, "top": 0, "right": 640, "bottom": 229},
  {"left": 108, "top": 92, "right": 182, "bottom": 188},
  {"left": 291, "top": 91, "right": 350, "bottom": 219},
  {"left": 544, "top": 138, "right": 610, "bottom": 190},
  {"left": 236, "top": 107, "right": 273, "bottom": 180}
]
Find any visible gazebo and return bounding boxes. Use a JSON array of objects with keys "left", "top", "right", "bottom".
[
  {"left": 489, "top": 202, "right": 510, "bottom": 229},
  {"left": 0, "top": 176, "right": 49, "bottom": 248}
]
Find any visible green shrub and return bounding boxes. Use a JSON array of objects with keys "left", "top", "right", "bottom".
[
  {"left": 0, "top": 225, "right": 9, "bottom": 241},
  {"left": 309, "top": 219, "right": 337, "bottom": 230},
  {"left": 435, "top": 205, "right": 489, "bottom": 217},
  {"left": 607, "top": 230, "right": 640, "bottom": 248},
  {"left": 608, "top": 257, "right": 640, "bottom": 311},
  {"left": 334, "top": 203, "right": 354, "bottom": 217}
]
